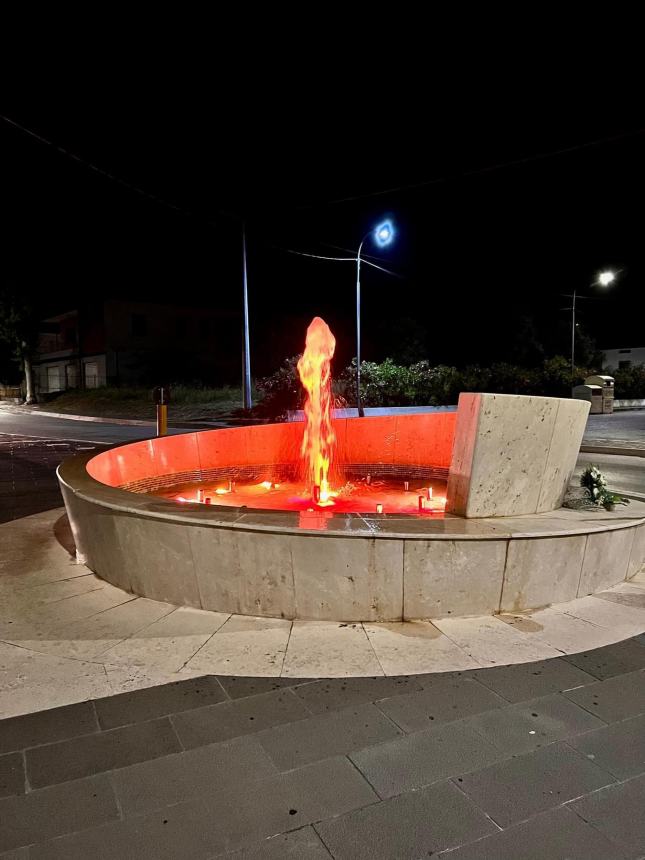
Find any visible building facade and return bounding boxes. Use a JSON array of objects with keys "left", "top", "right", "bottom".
[{"left": 602, "top": 346, "right": 645, "bottom": 370}]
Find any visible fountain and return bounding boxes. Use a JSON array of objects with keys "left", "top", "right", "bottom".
[{"left": 58, "top": 318, "right": 645, "bottom": 622}]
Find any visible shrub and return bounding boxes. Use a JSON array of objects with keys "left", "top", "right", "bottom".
[{"left": 609, "top": 364, "right": 645, "bottom": 399}]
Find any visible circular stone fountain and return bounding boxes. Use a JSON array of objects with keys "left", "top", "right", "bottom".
[{"left": 58, "top": 319, "right": 645, "bottom": 622}]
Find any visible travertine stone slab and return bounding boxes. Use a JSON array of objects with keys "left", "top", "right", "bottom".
[{"left": 501, "top": 535, "right": 587, "bottom": 612}]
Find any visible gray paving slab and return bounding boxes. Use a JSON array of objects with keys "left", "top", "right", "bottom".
[
  {"left": 26, "top": 716, "right": 181, "bottom": 788},
  {"left": 469, "top": 658, "right": 598, "bottom": 702},
  {"left": 0, "top": 774, "right": 118, "bottom": 853},
  {"left": 95, "top": 675, "right": 229, "bottom": 729},
  {"left": 569, "top": 772, "right": 645, "bottom": 855},
  {"left": 375, "top": 677, "right": 506, "bottom": 732},
  {"left": 0, "top": 701, "right": 98, "bottom": 754},
  {"left": 110, "top": 735, "right": 278, "bottom": 817},
  {"left": 256, "top": 703, "right": 402, "bottom": 770},
  {"left": 0, "top": 849, "right": 28, "bottom": 860},
  {"left": 0, "top": 754, "right": 24, "bottom": 799},
  {"left": 455, "top": 741, "right": 616, "bottom": 827},
  {"left": 563, "top": 639, "right": 645, "bottom": 680},
  {"left": 460, "top": 692, "right": 605, "bottom": 755},
  {"left": 350, "top": 720, "right": 509, "bottom": 798},
  {"left": 214, "top": 676, "right": 309, "bottom": 700},
  {"left": 563, "top": 669, "right": 645, "bottom": 722},
  {"left": 315, "top": 778, "right": 498, "bottom": 860},
  {"left": 291, "top": 675, "right": 424, "bottom": 714},
  {"left": 436, "top": 805, "right": 637, "bottom": 859},
  {"left": 214, "top": 826, "right": 332, "bottom": 858},
  {"left": 569, "top": 713, "right": 645, "bottom": 779},
  {"left": 28, "top": 757, "right": 377, "bottom": 860},
  {"left": 171, "top": 688, "right": 311, "bottom": 749}
]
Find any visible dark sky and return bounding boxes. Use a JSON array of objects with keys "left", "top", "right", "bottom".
[{"left": 3, "top": 85, "right": 644, "bottom": 378}]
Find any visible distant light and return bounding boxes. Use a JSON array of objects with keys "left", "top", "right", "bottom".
[
  {"left": 598, "top": 270, "right": 616, "bottom": 287},
  {"left": 374, "top": 219, "right": 394, "bottom": 247}
]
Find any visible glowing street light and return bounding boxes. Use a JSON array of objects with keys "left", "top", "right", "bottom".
[
  {"left": 568, "top": 269, "right": 619, "bottom": 379},
  {"left": 356, "top": 220, "right": 396, "bottom": 417}
]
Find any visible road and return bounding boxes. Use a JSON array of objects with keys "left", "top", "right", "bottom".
[{"left": 585, "top": 409, "right": 645, "bottom": 443}]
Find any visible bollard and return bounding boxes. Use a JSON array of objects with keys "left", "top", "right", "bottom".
[{"left": 152, "top": 385, "right": 171, "bottom": 437}]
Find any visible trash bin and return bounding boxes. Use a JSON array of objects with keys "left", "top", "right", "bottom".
[
  {"left": 584, "top": 375, "right": 614, "bottom": 414},
  {"left": 573, "top": 384, "right": 604, "bottom": 414}
]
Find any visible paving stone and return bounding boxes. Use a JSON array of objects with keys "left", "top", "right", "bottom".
[
  {"left": 0, "top": 700, "right": 98, "bottom": 754},
  {"left": 375, "top": 677, "right": 505, "bottom": 732},
  {"left": 315, "top": 778, "right": 497, "bottom": 860},
  {"left": 455, "top": 741, "right": 616, "bottom": 827},
  {"left": 569, "top": 713, "right": 645, "bottom": 779},
  {"left": 111, "top": 735, "right": 277, "bottom": 817},
  {"left": 214, "top": 676, "right": 308, "bottom": 700},
  {"left": 214, "top": 826, "right": 331, "bottom": 858},
  {"left": 26, "top": 717, "right": 181, "bottom": 788},
  {"left": 0, "top": 849, "right": 29, "bottom": 859},
  {"left": 256, "top": 703, "right": 402, "bottom": 770},
  {"left": 0, "top": 754, "right": 24, "bottom": 798},
  {"left": 28, "top": 757, "right": 377, "bottom": 859},
  {"left": 350, "top": 720, "right": 508, "bottom": 798},
  {"left": 569, "top": 772, "right": 645, "bottom": 855},
  {"left": 436, "top": 805, "right": 635, "bottom": 859},
  {"left": 0, "top": 774, "right": 118, "bottom": 853},
  {"left": 563, "top": 669, "right": 645, "bottom": 722},
  {"left": 461, "top": 692, "right": 605, "bottom": 755},
  {"left": 563, "top": 639, "right": 645, "bottom": 679},
  {"left": 95, "top": 675, "right": 228, "bottom": 729},
  {"left": 470, "top": 657, "right": 597, "bottom": 702},
  {"left": 171, "top": 688, "right": 311, "bottom": 749},
  {"left": 292, "top": 676, "right": 424, "bottom": 714}
]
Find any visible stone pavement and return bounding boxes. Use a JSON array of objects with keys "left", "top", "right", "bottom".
[{"left": 2, "top": 432, "right": 645, "bottom": 857}]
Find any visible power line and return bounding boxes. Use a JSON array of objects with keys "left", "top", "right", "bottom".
[{"left": 275, "top": 245, "right": 403, "bottom": 278}]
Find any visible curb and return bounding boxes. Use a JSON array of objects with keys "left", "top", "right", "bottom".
[
  {"left": 580, "top": 444, "right": 645, "bottom": 459},
  {"left": 0, "top": 405, "right": 155, "bottom": 426}
]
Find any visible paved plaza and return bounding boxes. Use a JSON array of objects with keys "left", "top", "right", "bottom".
[{"left": 1, "top": 419, "right": 645, "bottom": 857}]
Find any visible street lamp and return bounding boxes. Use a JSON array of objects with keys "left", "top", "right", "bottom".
[
  {"left": 356, "top": 220, "right": 395, "bottom": 417},
  {"left": 570, "top": 269, "right": 617, "bottom": 379}
]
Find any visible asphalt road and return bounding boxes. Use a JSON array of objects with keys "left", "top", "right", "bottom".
[{"left": 585, "top": 409, "right": 645, "bottom": 442}]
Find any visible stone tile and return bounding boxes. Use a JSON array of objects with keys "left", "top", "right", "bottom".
[
  {"left": 628, "top": 523, "right": 645, "bottom": 578},
  {"left": 256, "top": 703, "right": 402, "bottom": 770},
  {"left": 569, "top": 714, "right": 645, "bottom": 779},
  {"left": 99, "top": 606, "right": 230, "bottom": 672},
  {"left": 185, "top": 615, "right": 291, "bottom": 676},
  {"left": 558, "top": 594, "right": 645, "bottom": 635},
  {"left": 111, "top": 735, "right": 277, "bottom": 817},
  {"left": 432, "top": 616, "right": 561, "bottom": 666},
  {"left": 190, "top": 526, "right": 296, "bottom": 618},
  {"left": 403, "top": 539, "right": 507, "bottom": 618},
  {"left": 577, "top": 528, "right": 635, "bottom": 596},
  {"left": 375, "top": 677, "right": 505, "bottom": 731},
  {"left": 215, "top": 827, "right": 331, "bottom": 859},
  {"left": 363, "top": 622, "right": 480, "bottom": 674},
  {"left": 569, "top": 772, "right": 645, "bottom": 855},
  {"left": 439, "top": 805, "right": 635, "bottom": 859},
  {"left": 282, "top": 621, "right": 383, "bottom": 678},
  {"left": 564, "top": 670, "right": 645, "bottom": 722},
  {"left": 26, "top": 717, "right": 181, "bottom": 788},
  {"left": 499, "top": 606, "right": 627, "bottom": 654},
  {"left": 563, "top": 640, "right": 645, "bottom": 679},
  {"left": 455, "top": 741, "right": 615, "bottom": 827},
  {"left": 315, "top": 779, "right": 497, "bottom": 860},
  {"left": 171, "top": 688, "right": 311, "bottom": 749},
  {"left": 350, "top": 720, "right": 508, "bottom": 798},
  {"left": 215, "top": 676, "right": 307, "bottom": 700},
  {"left": 462, "top": 692, "right": 605, "bottom": 755},
  {"left": 0, "top": 700, "right": 98, "bottom": 754},
  {"left": 292, "top": 675, "right": 423, "bottom": 714},
  {"left": 290, "top": 534, "right": 404, "bottom": 622},
  {"left": 95, "top": 675, "right": 228, "bottom": 729},
  {"left": 28, "top": 757, "right": 377, "bottom": 860},
  {"left": 500, "top": 535, "right": 586, "bottom": 612},
  {"left": 0, "top": 774, "right": 118, "bottom": 854},
  {"left": 0, "top": 754, "right": 24, "bottom": 798},
  {"left": 0, "top": 848, "right": 28, "bottom": 859}
]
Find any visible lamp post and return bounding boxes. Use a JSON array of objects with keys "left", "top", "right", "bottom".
[
  {"left": 356, "top": 220, "right": 394, "bottom": 417},
  {"left": 242, "top": 224, "right": 252, "bottom": 410},
  {"left": 570, "top": 270, "right": 616, "bottom": 379}
]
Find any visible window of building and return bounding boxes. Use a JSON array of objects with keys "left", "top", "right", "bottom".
[
  {"left": 85, "top": 362, "right": 99, "bottom": 388},
  {"left": 47, "top": 366, "right": 62, "bottom": 392},
  {"left": 65, "top": 364, "right": 78, "bottom": 389},
  {"left": 619, "top": 360, "right": 632, "bottom": 369},
  {"left": 619, "top": 349, "right": 632, "bottom": 354},
  {"left": 131, "top": 314, "right": 147, "bottom": 337}
]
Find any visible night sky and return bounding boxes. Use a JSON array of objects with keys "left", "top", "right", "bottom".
[{"left": 3, "top": 91, "right": 644, "bottom": 381}]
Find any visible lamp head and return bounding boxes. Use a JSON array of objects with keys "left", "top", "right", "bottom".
[{"left": 374, "top": 219, "right": 394, "bottom": 247}]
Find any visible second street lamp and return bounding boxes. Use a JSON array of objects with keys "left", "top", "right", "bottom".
[
  {"left": 356, "top": 220, "right": 395, "bottom": 417},
  {"left": 569, "top": 269, "right": 617, "bottom": 380}
]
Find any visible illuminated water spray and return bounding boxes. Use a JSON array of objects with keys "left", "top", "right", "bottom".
[{"left": 297, "top": 317, "right": 336, "bottom": 505}]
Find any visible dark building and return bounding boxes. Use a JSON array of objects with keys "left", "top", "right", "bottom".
[{"left": 34, "top": 300, "right": 239, "bottom": 393}]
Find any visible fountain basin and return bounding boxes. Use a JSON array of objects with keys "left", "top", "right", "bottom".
[{"left": 58, "top": 406, "right": 645, "bottom": 622}]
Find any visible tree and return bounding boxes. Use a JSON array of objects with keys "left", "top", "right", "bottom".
[{"left": 0, "top": 287, "right": 40, "bottom": 403}]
